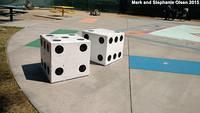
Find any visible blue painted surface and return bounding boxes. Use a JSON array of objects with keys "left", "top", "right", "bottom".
[{"left": 129, "top": 55, "right": 200, "bottom": 75}]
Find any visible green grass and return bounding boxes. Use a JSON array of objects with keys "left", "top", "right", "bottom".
[{"left": 0, "top": 26, "right": 38, "bottom": 113}]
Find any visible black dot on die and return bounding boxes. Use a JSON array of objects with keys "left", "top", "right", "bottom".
[
  {"left": 46, "top": 34, "right": 54, "bottom": 37},
  {"left": 113, "top": 53, "right": 117, "bottom": 60},
  {"left": 99, "top": 37, "right": 104, "bottom": 44},
  {"left": 109, "top": 37, "right": 113, "bottom": 44},
  {"left": 84, "top": 34, "right": 89, "bottom": 40},
  {"left": 47, "top": 66, "right": 50, "bottom": 74},
  {"left": 44, "top": 62, "right": 46, "bottom": 69},
  {"left": 41, "top": 59, "right": 43, "bottom": 65},
  {"left": 118, "top": 52, "right": 122, "bottom": 58},
  {"left": 55, "top": 45, "right": 64, "bottom": 54},
  {"left": 40, "top": 39, "right": 43, "bottom": 46},
  {"left": 120, "top": 35, "right": 123, "bottom": 41},
  {"left": 43, "top": 41, "right": 46, "bottom": 49},
  {"left": 77, "top": 38, "right": 84, "bottom": 41},
  {"left": 55, "top": 67, "right": 64, "bottom": 75},
  {"left": 62, "top": 36, "right": 69, "bottom": 38},
  {"left": 79, "top": 65, "right": 86, "bottom": 72},
  {"left": 98, "top": 55, "right": 103, "bottom": 61},
  {"left": 47, "top": 44, "right": 50, "bottom": 52},
  {"left": 80, "top": 44, "right": 87, "bottom": 52},
  {"left": 115, "top": 36, "right": 118, "bottom": 43},
  {"left": 107, "top": 55, "right": 112, "bottom": 61},
  {"left": 53, "top": 39, "right": 61, "bottom": 41}
]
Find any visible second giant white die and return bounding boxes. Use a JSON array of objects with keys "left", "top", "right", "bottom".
[
  {"left": 40, "top": 34, "right": 90, "bottom": 83},
  {"left": 82, "top": 28, "right": 125, "bottom": 65}
]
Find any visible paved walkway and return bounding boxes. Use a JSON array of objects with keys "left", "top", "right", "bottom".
[{"left": 1, "top": 10, "right": 200, "bottom": 113}]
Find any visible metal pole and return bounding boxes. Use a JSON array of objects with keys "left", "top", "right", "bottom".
[{"left": 10, "top": 8, "right": 13, "bottom": 21}]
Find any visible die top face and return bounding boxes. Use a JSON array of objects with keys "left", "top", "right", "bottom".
[
  {"left": 82, "top": 28, "right": 124, "bottom": 37},
  {"left": 40, "top": 34, "right": 90, "bottom": 44}
]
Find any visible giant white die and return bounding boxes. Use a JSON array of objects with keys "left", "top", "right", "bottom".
[
  {"left": 40, "top": 34, "right": 90, "bottom": 83},
  {"left": 82, "top": 28, "right": 125, "bottom": 65}
]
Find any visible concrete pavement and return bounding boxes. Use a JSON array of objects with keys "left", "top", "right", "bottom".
[
  {"left": 129, "top": 37, "right": 200, "bottom": 113},
  {"left": 1, "top": 10, "right": 200, "bottom": 113},
  {"left": 5, "top": 11, "right": 132, "bottom": 113}
]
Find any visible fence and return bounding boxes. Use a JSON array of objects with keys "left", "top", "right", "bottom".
[
  {"left": 0, "top": 0, "right": 54, "bottom": 7},
  {"left": 0, "top": 0, "right": 199, "bottom": 19}
]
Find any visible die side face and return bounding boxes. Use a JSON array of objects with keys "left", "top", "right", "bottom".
[
  {"left": 82, "top": 29, "right": 125, "bottom": 65},
  {"left": 51, "top": 42, "right": 90, "bottom": 83},
  {"left": 105, "top": 33, "right": 125, "bottom": 65},
  {"left": 82, "top": 32, "right": 107, "bottom": 65},
  {"left": 40, "top": 34, "right": 90, "bottom": 83},
  {"left": 40, "top": 36, "right": 52, "bottom": 81}
]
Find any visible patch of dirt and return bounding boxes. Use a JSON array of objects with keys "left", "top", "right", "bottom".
[{"left": 0, "top": 26, "right": 38, "bottom": 113}]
